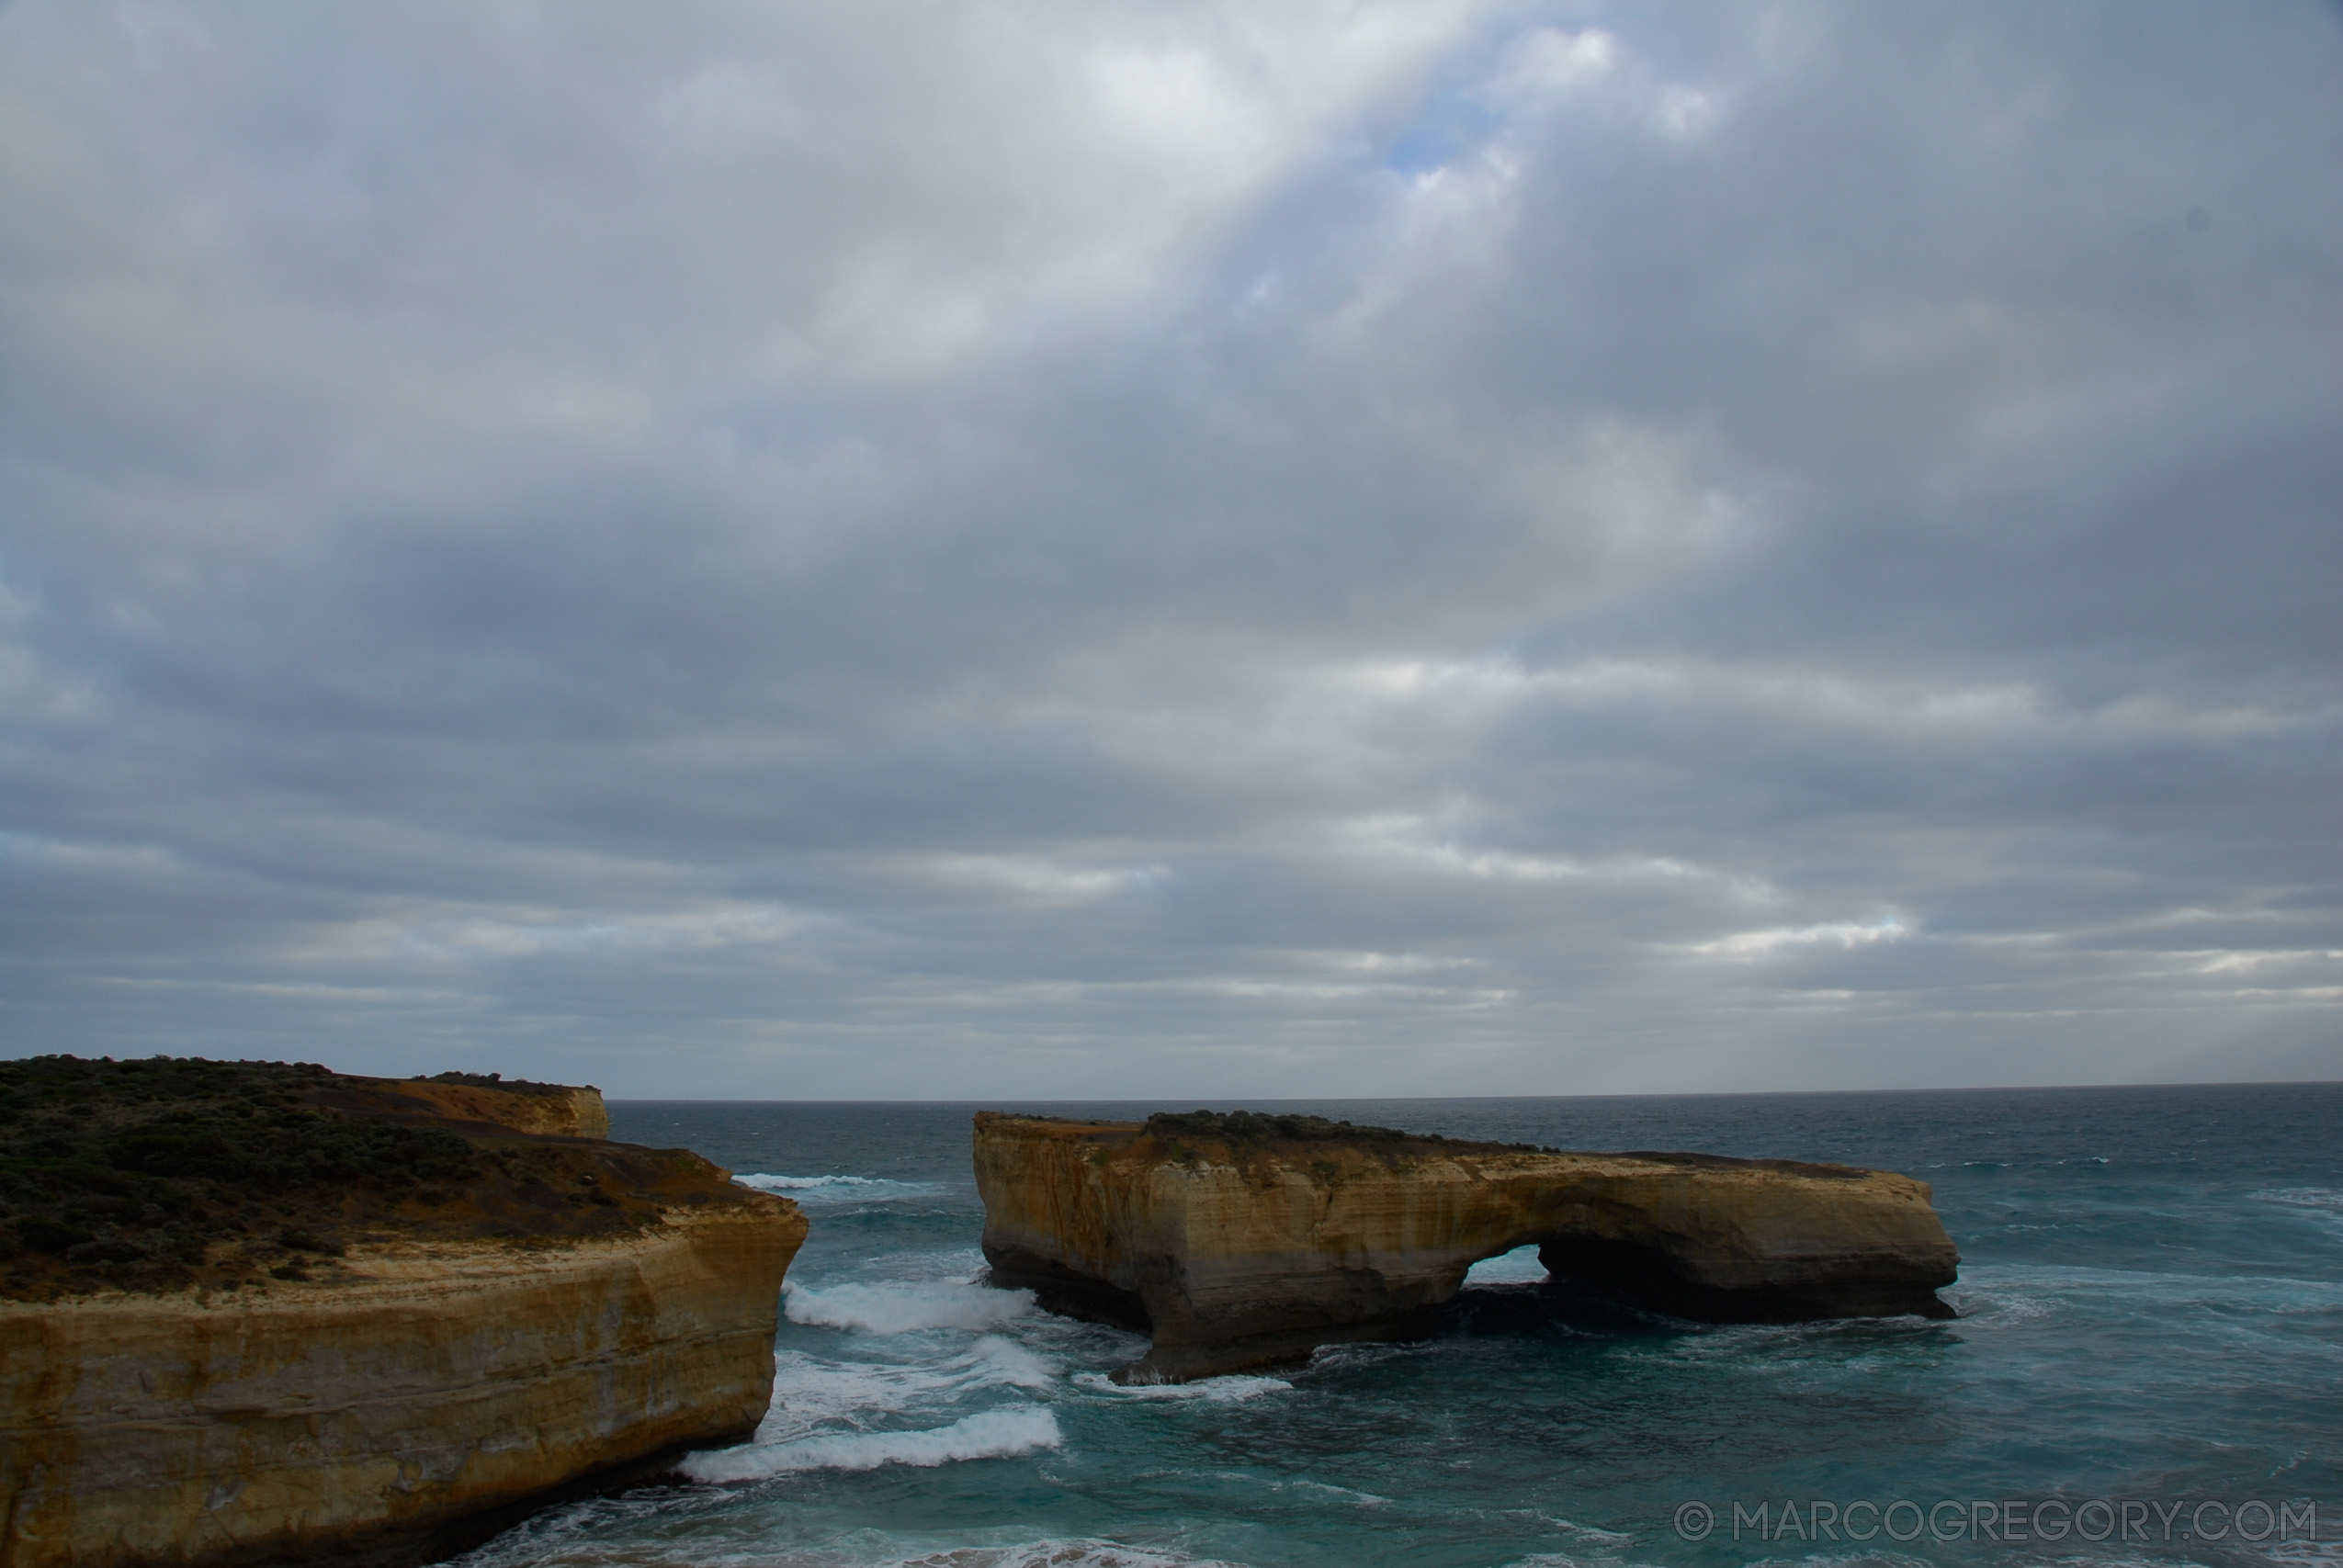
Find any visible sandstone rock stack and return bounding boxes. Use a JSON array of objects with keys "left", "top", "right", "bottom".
[
  {"left": 1, "top": 1062, "right": 804, "bottom": 1568},
  {"left": 976, "top": 1110, "right": 1958, "bottom": 1382}
]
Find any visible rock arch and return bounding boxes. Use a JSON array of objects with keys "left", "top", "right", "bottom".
[{"left": 975, "top": 1112, "right": 1959, "bottom": 1382}]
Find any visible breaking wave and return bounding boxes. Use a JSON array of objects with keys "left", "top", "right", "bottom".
[
  {"left": 733, "top": 1172, "right": 942, "bottom": 1204},
  {"left": 785, "top": 1279, "right": 1037, "bottom": 1336},
  {"left": 1071, "top": 1371, "right": 1290, "bottom": 1404},
  {"left": 762, "top": 1337, "right": 1055, "bottom": 1433},
  {"left": 2254, "top": 1187, "right": 2343, "bottom": 1211},
  {"left": 893, "top": 1540, "right": 1250, "bottom": 1568},
  {"left": 679, "top": 1405, "right": 1061, "bottom": 1481}
]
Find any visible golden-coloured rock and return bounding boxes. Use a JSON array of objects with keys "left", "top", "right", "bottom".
[
  {"left": 0, "top": 1061, "right": 804, "bottom": 1568},
  {"left": 976, "top": 1111, "right": 1959, "bottom": 1382}
]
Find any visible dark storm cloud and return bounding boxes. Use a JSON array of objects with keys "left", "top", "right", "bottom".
[{"left": 2, "top": 1, "right": 2337, "bottom": 1095}]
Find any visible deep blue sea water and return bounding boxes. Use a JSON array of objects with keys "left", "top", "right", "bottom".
[{"left": 458, "top": 1086, "right": 2342, "bottom": 1568}]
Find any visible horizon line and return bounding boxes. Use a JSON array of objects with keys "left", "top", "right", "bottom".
[{"left": 599, "top": 1077, "right": 2343, "bottom": 1104}]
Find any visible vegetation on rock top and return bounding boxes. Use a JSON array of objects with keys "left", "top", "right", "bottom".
[
  {"left": 422, "top": 1070, "right": 597, "bottom": 1098},
  {"left": 0, "top": 1055, "right": 735, "bottom": 1303},
  {"left": 1143, "top": 1109, "right": 1552, "bottom": 1156}
]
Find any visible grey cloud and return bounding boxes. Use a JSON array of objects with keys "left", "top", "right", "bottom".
[{"left": 2, "top": 0, "right": 2338, "bottom": 1096}]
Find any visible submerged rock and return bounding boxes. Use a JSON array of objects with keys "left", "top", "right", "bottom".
[
  {"left": 0, "top": 1059, "right": 805, "bottom": 1568},
  {"left": 975, "top": 1111, "right": 1958, "bottom": 1382}
]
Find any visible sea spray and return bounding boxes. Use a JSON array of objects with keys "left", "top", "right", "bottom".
[
  {"left": 756, "top": 1337, "right": 1057, "bottom": 1435},
  {"left": 1070, "top": 1371, "right": 1291, "bottom": 1404},
  {"left": 681, "top": 1406, "right": 1063, "bottom": 1482},
  {"left": 733, "top": 1171, "right": 943, "bottom": 1204},
  {"left": 785, "top": 1278, "right": 1037, "bottom": 1336}
]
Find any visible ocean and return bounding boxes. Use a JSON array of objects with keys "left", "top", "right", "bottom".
[{"left": 456, "top": 1085, "right": 2341, "bottom": 1568}]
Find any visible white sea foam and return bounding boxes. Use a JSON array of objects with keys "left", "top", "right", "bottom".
[
  {"left": 2253, "top": 1187, "right": 2343, "bottom": 1211},
  {"left": 1943, "top": 1280, "right": 2058, "bottom": 1325},
  {"left": 761, "top": 1337, "right": 1055, "bottom": 1436},
  {"left": 1305, "top": 1340, "right": 1431, "bottom": 1373},
  {"left": 734, "top": 1171, "right": 942, "bottom": 1204},
  {"left": 1957, "top": 1260, "right": 2342, "bottom": 1299},
  {"left": 680, "top": 1404, "right": 1061, "bottom": 1481},
  {"left": 894, "top": 1540, "right": 1250, "bottom": 1568},
  {"left": 1945, "top": 1262, "right": 2343, "bottom": 1334},
  {"left": 767, "top": 1349, "right": 955, "bottom": 1425},
  {"left": 786, "top": 1279, "right": 1037, "bottom": 1335},
  {"left": 1737, "top": 1552, "right": 1938, "bottom": 1568},
  {"left": 1071, "top": 1371, "right": 1290, "bottom": 1404},
  {"left": 1509, "top": 1514, "right": 1636, "bottom": 1545},
  {"left": 962, "top": 1335, "right": 1057, "bottom": 1389},
  {"left": 1494, "top": 1545, "right": 1662, "bottom": 1568},
  {"left": 1266, "top": 1477, "right": 1390, "bottom": 1507}
]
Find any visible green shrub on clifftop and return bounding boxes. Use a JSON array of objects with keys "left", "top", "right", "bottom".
[
  {"left": 1143, "top": 1109, "right": 1549, "bottom": 1154},
  {"left": 0, "top": 1056, "right": 479, "bottom": 1290}
]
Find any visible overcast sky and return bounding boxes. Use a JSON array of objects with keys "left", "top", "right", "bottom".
[{"left": 3, "top": 2, "right": 2338, "bottom": 1100}]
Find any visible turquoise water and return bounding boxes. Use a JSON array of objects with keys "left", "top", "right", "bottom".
[{"left": 458, "top": 1087, "right": 2341, "bottom": 1568}]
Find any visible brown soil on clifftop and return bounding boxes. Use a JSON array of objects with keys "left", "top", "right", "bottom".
[
  {"left": 1141, "top": 1108, "right": 1554, "bottom": 1156},
  {"left": 990, "top": 1110, "right": 1878, "bottom": 1189},
  {"left": 0, "top": 1056, "right": 754, "bottom": 1304}
]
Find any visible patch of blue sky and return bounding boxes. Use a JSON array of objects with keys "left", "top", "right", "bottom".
[
  {"left": 1376, "top": 84, "right": 1504, "bottom": 179},
  {"left": 1367, "top": 6, "right": 1704, "bottom": 181}
]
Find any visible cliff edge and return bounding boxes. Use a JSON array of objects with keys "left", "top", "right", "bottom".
[
  {"left": 0, "top": 1057, "right": 805, "bottom": 1568},
  {"left": 975, "top": 1110, "right": 1958, "bottom": 1382}
]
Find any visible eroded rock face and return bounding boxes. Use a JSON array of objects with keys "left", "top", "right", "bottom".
[
  {"left": 976, "top": 1112, "right": 1959, "bottom": 1382},
  {"left": 312, "top": 1073, "right": 614, "bottom": 1141},
  {"left": 0, "top": 1075, "right": 803, "bottom": 1568}
]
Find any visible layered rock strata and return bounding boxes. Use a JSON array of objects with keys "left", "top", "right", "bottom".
[
  {"left": 1, "top": 1069, "right": 804, "bottom": 1568},
  {"left": 976, "top": 1112, "right": 1959, "bottom": 1382}
]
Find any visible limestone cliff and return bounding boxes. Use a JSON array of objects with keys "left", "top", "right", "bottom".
[
  {"left": 0, "top": 1059, "right": 804, "bottom": 1568},
  {"left": 976, "top": 1111, "right": 1959, "bottom": 1382}
]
